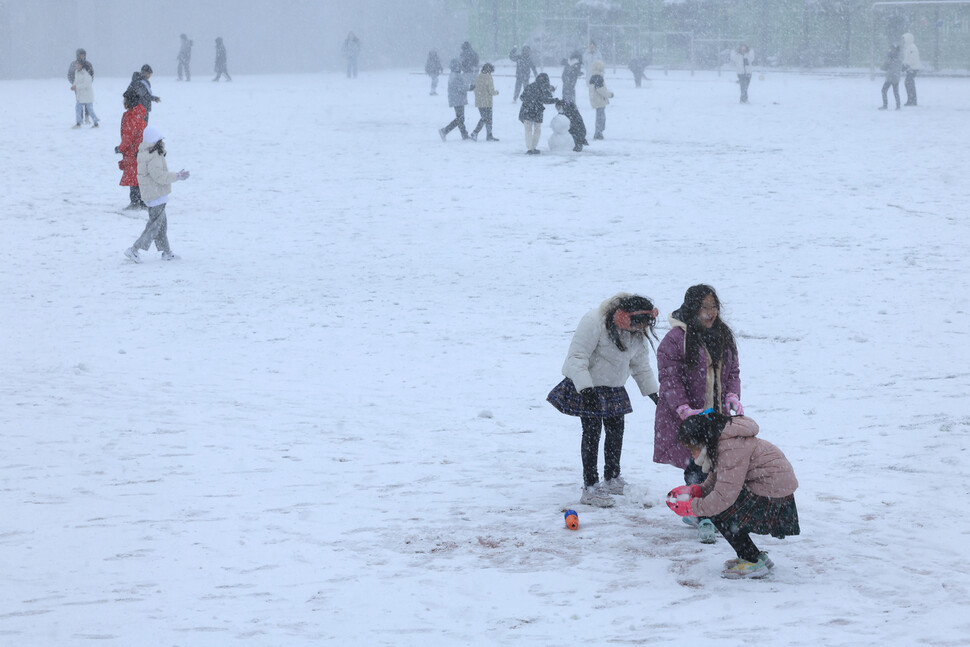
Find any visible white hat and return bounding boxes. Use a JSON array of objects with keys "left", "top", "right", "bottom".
[{"left": 142, "top": 125, "right": 163, "bottom": 145}]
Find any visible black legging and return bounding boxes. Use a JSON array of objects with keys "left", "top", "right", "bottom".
[
  {"left": 580, "top": 415, "right": 624, "bottom": 487},
  {"left": 711, "top": 516, "right": 761, "bottom": 563}
]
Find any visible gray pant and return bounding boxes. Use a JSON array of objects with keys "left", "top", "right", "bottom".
[
  {"left": 594, "top": 107, "right": 605, "bottom": 137},
  {"left": 133, "top": 204, "right": 170, "bottom": 253}
]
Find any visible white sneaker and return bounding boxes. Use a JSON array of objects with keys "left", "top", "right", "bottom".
[
  {"left": 603, "top": 476, "right": 626, "bottom": 495},
  {"left": 124, "top": 247, "right": 142, "bottom": 263},
  {"left": 160, "top": 251, "right": 180, "bottom": 261},
  {"left": 724, "top": 552, "right": 774, "bottom": 570},
  {"left": 579, "top": 483, "right": 615, "bottom": 508}
]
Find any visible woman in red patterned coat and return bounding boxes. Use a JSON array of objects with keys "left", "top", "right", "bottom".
[{"left": 116, "top": 90, "right": 148, "bottom": 210}]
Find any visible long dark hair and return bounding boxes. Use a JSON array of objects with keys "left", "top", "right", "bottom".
[
  {"left": 674, "top": 284, "right": 736, "bottom": 368},
  {"left": 676, "top": 411, "right": 731, "bottom": 468},
  {"left": 605, "top": 294, "right": 658, "bottom": 352}
]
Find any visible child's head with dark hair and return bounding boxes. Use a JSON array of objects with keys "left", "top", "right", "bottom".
[
  {"left": 481, "top": 62, "right": 494, "bottom": 74},
  {"left": 677, "top": 411, "right": 731, "bottom": 468}
]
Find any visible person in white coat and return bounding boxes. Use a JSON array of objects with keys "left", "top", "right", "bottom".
[
  {"left": 901, "top": 32, "right": 921, "bottom": 106},
  {"left": 588, "top": 60, "right": 613, "bottom": 140},
  {"left": 125, "top": 126, "right": 190, "bottom": 263},
  {"left": 729, "top": 43, "right": 755, "bottom": 103},
  {"left": 547, "top": 293, "right": 660, "bottom": 507},
  {"left": 70, "top": 60, "right": 99, "bottom": 128}
]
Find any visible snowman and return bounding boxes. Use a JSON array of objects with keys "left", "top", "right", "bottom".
[{"left": 548, "top": 113, "right": 573, "bottom": 153}]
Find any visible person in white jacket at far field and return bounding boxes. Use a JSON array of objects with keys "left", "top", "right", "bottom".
[
  {"left": 729, "top": 43, "right": 755, "bottom": 103},
  {"left": 901, "top": 32, "right": 921, "bottom": 106},
  {"left": 547, "top": 293, "right": 660, "bottom": 508},
  {"left": 125, "top": 126, "right": 190, "bottom": 263}
]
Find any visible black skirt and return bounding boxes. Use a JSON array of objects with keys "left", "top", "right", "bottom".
[
  {"left": 546, "top": 377, "right": 633, "bottom": 418},
  {"left": 713, "top": 486, "right": 800, "bottom": 539}
]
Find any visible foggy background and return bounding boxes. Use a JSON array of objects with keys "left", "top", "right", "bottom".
[{"left": 0, "top": 0, "right": 467, "bottom": 79}]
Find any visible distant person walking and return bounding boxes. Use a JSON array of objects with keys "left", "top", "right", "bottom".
[
  {"left": 213, "top": 37, "right": 231, "bottom": 81},
  {"left": 901, "top": 32, "right": 920, "bottom": 106},
  {"left": 125, "top": 126, "right": 190, "bottom": 263},
  {"left": 438, "top": 59, "right": 470, "bottom": 141},
  {"left": 470, "top": 62, "right": 499, "bottom": 141},
  {"left": 509, "top": 45, "right": 538, "bottom": 102},
  {"left": 343, "top": 32, "right": 361, "bottom": 78},
  {"left": 458, "top": 41, "right": 480, "bottom": 94},
  {"left": 425, "top": 49, "right": 443, "bottom": 95},
  {"left": 560, "top": 51, "right": 582, "bottom": 103},
  {"left": 879, "top": 44, "right": 902, "bottom": 110},
  {"left": 126, "top": 64, "right": 160, "bottom": 122},
  {"left": 69, "top": 56, "right": 99, "bottom": 128},
  {"left": 730, "top": 43, "right": 755, "bottom": 103},
  {"left": 177, "top": 33, "right": 193, "bottom": 81}
]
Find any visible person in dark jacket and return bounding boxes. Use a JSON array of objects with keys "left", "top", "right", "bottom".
[
  {"left": 343, "top": 32, "right": 360, "bottom": 78},
  {"left": 509, "top": 45, "right": 538, "bottom": 102},
  {"left": 438, "top": 59, "right": 470, "bottom": 141},
  {"left": 126, "top": 64, "right": 160, "bottom": 121},
  {"left": 177, "top": 34, "right": 193, "bottom": 81},
  {"left": 554, "top": 99, "right": 588, "bottom": 152},
  {"left": 213, "top": 37, "right": 231, "bottom": 81},
  {"left": 458, "top": 41, "right": 479, "bottom": 91},
  {"left": 518, "top": 72, "right": 556, "bottom": 154},
  {"left": 628, "top": 56, "right": 649, "bottom": 88},
  {"left": 560, "top": 51, "right": 582, "bottom": 103},
  {"left": 425, "top": 49, "right": 443, "bottom": 95},
  {"left": 879, "top": 44, "right": 902, "bottom": 110}
]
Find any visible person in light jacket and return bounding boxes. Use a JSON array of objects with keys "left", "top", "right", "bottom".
[
  {"left": 125, "top": 126, "right": 190, "bottom": 263},
  {"left": 588, "top": 60, "right": 613, "bottom": 140},
  {"left": 438, "top": 59, "right": 470, "bottom": 141},
  {"left": 729, "top": 43, "right": 754, "bottom": 103},
  {"left": 547, "top": 293, "right": 660, "bottom": 508},
  {"left": 470, "top": 62, "right": 499, "bottom": 141},
  {"left": 901, "top": 32, "right": 920, "bottom": 106},
  {"left": 667, "top": 412, "right": 799, "bottom": 579},
  {"left": 70, "top": 59, "right": 99, "bottom": 128}
]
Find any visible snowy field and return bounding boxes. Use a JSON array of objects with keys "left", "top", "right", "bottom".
[{"left": 2, "top": 67, "right": 970, "bottom": 646}]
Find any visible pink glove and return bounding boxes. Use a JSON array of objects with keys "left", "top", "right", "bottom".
[
  {"left": 725, "top": 393, "right": 744, "bottom": 416},
  {"left": 676, "top": 404, "right": 706, "bottom": 420},
  {"left": 177, "top": 169, "right": 190, "bottom": 181},
  {"left": 665, "top": 485, "right": 697, "bottom": 517}
]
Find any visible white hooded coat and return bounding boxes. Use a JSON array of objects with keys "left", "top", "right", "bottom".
[
  {"left": 902, "top": 33, "right": 921, "bottom": 71},
  {"left": 136, "top": 127, "right": 180, "bottom": 204},
  {"left": 73, "top": 67, "right": 94, "bottom": 103},
  {"left": 561, "top": 293, "right": 659, "bottom": 395}
]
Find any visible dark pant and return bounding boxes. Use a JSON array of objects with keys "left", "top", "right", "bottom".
[
  {"left": 177, "top": 59, "right": 190, "bottom": 81},
  {"left": 904, "top": 70, "right": 917, "bottom": 104},
  {"left": 882, "top": 81, "right": 900, "bottom": 107},
  {"left": 738, "top": 73, "right": 752, "bottom": 102},
  {"left": 513, "top": 75, "right": 528, "bottom": 101},
  {"left": 471, "top": 107, "right": 492, "bottom": 137},
  {"left": 711, "top": 516, "right": 761, "bottom": 563},
  {"left": 442, "top": 106, "right": 467, "bottom": 138},
  {"left": 128, "top": 185, "right": 144, "bottom": 207},
  {"left": 580, "top": 415, "right": 624, "bottom": 487},
  {"left": 214, "top": 65, "right": 231, "bottom": 81}
]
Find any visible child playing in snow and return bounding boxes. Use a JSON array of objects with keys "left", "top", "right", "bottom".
[
  {"left": 587, "top": 60, "right": 613, "bottom": 140},
  {"left": 438, "top": 59, "right": 470, "bottom": 141},
  {"left": 554, "top": 99, "right": 588, "bottom": 152},
  {"left": 667, "top": 412, "right": 799, "bottom": 579},
  {"left": 547, "top": 294, "right": 660, "bottom": 508},
  {"left": 125, "top": 126, "right": 190, "bottom": 263}
]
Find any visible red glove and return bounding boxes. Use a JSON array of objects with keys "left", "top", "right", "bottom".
[
  {"left": 665, "top": 485, "right": 700, "bottom": 517},
  {"left": 725, "top": 393, "right": 744, "bottom": 415},
  {"left": 676, "top": 404, "right": 706, "bottom": 420}
]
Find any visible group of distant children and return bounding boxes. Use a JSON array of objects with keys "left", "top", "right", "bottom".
[{"left": 431, "top": 42, "right": 615, "bottom": 154}]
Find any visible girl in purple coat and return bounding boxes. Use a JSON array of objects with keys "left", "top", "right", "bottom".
[{"left": 654, "top": 285, "right": 742, "bottom": 539}]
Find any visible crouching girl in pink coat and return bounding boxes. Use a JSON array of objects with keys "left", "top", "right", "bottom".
[{"left": 667, "top": 412, "right": 799, "bottom": 579}]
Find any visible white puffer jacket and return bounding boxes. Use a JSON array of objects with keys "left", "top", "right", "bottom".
[
  {"left": 561, "top": 293, "right": 659, "bottom": 394},
  {"left": 902, "top": 33, "right": 921, "bottom": 71},
  {"left": 73, "top": 68, "right": 94, "bottom": 103},
  {"left": 136, "top": 140, "right": 180, "bottom": 204},
  {"left": 729, "top": 47, "right": 755, "bottom": 75}
]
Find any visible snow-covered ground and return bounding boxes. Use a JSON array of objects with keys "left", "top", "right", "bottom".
[{"left": 2, "top": 67, "right": 969, "bottom": 645}]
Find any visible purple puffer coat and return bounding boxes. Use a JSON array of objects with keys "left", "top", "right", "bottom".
[{"left": 653, "top": 316, "right": 741, "bottom": 469}]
